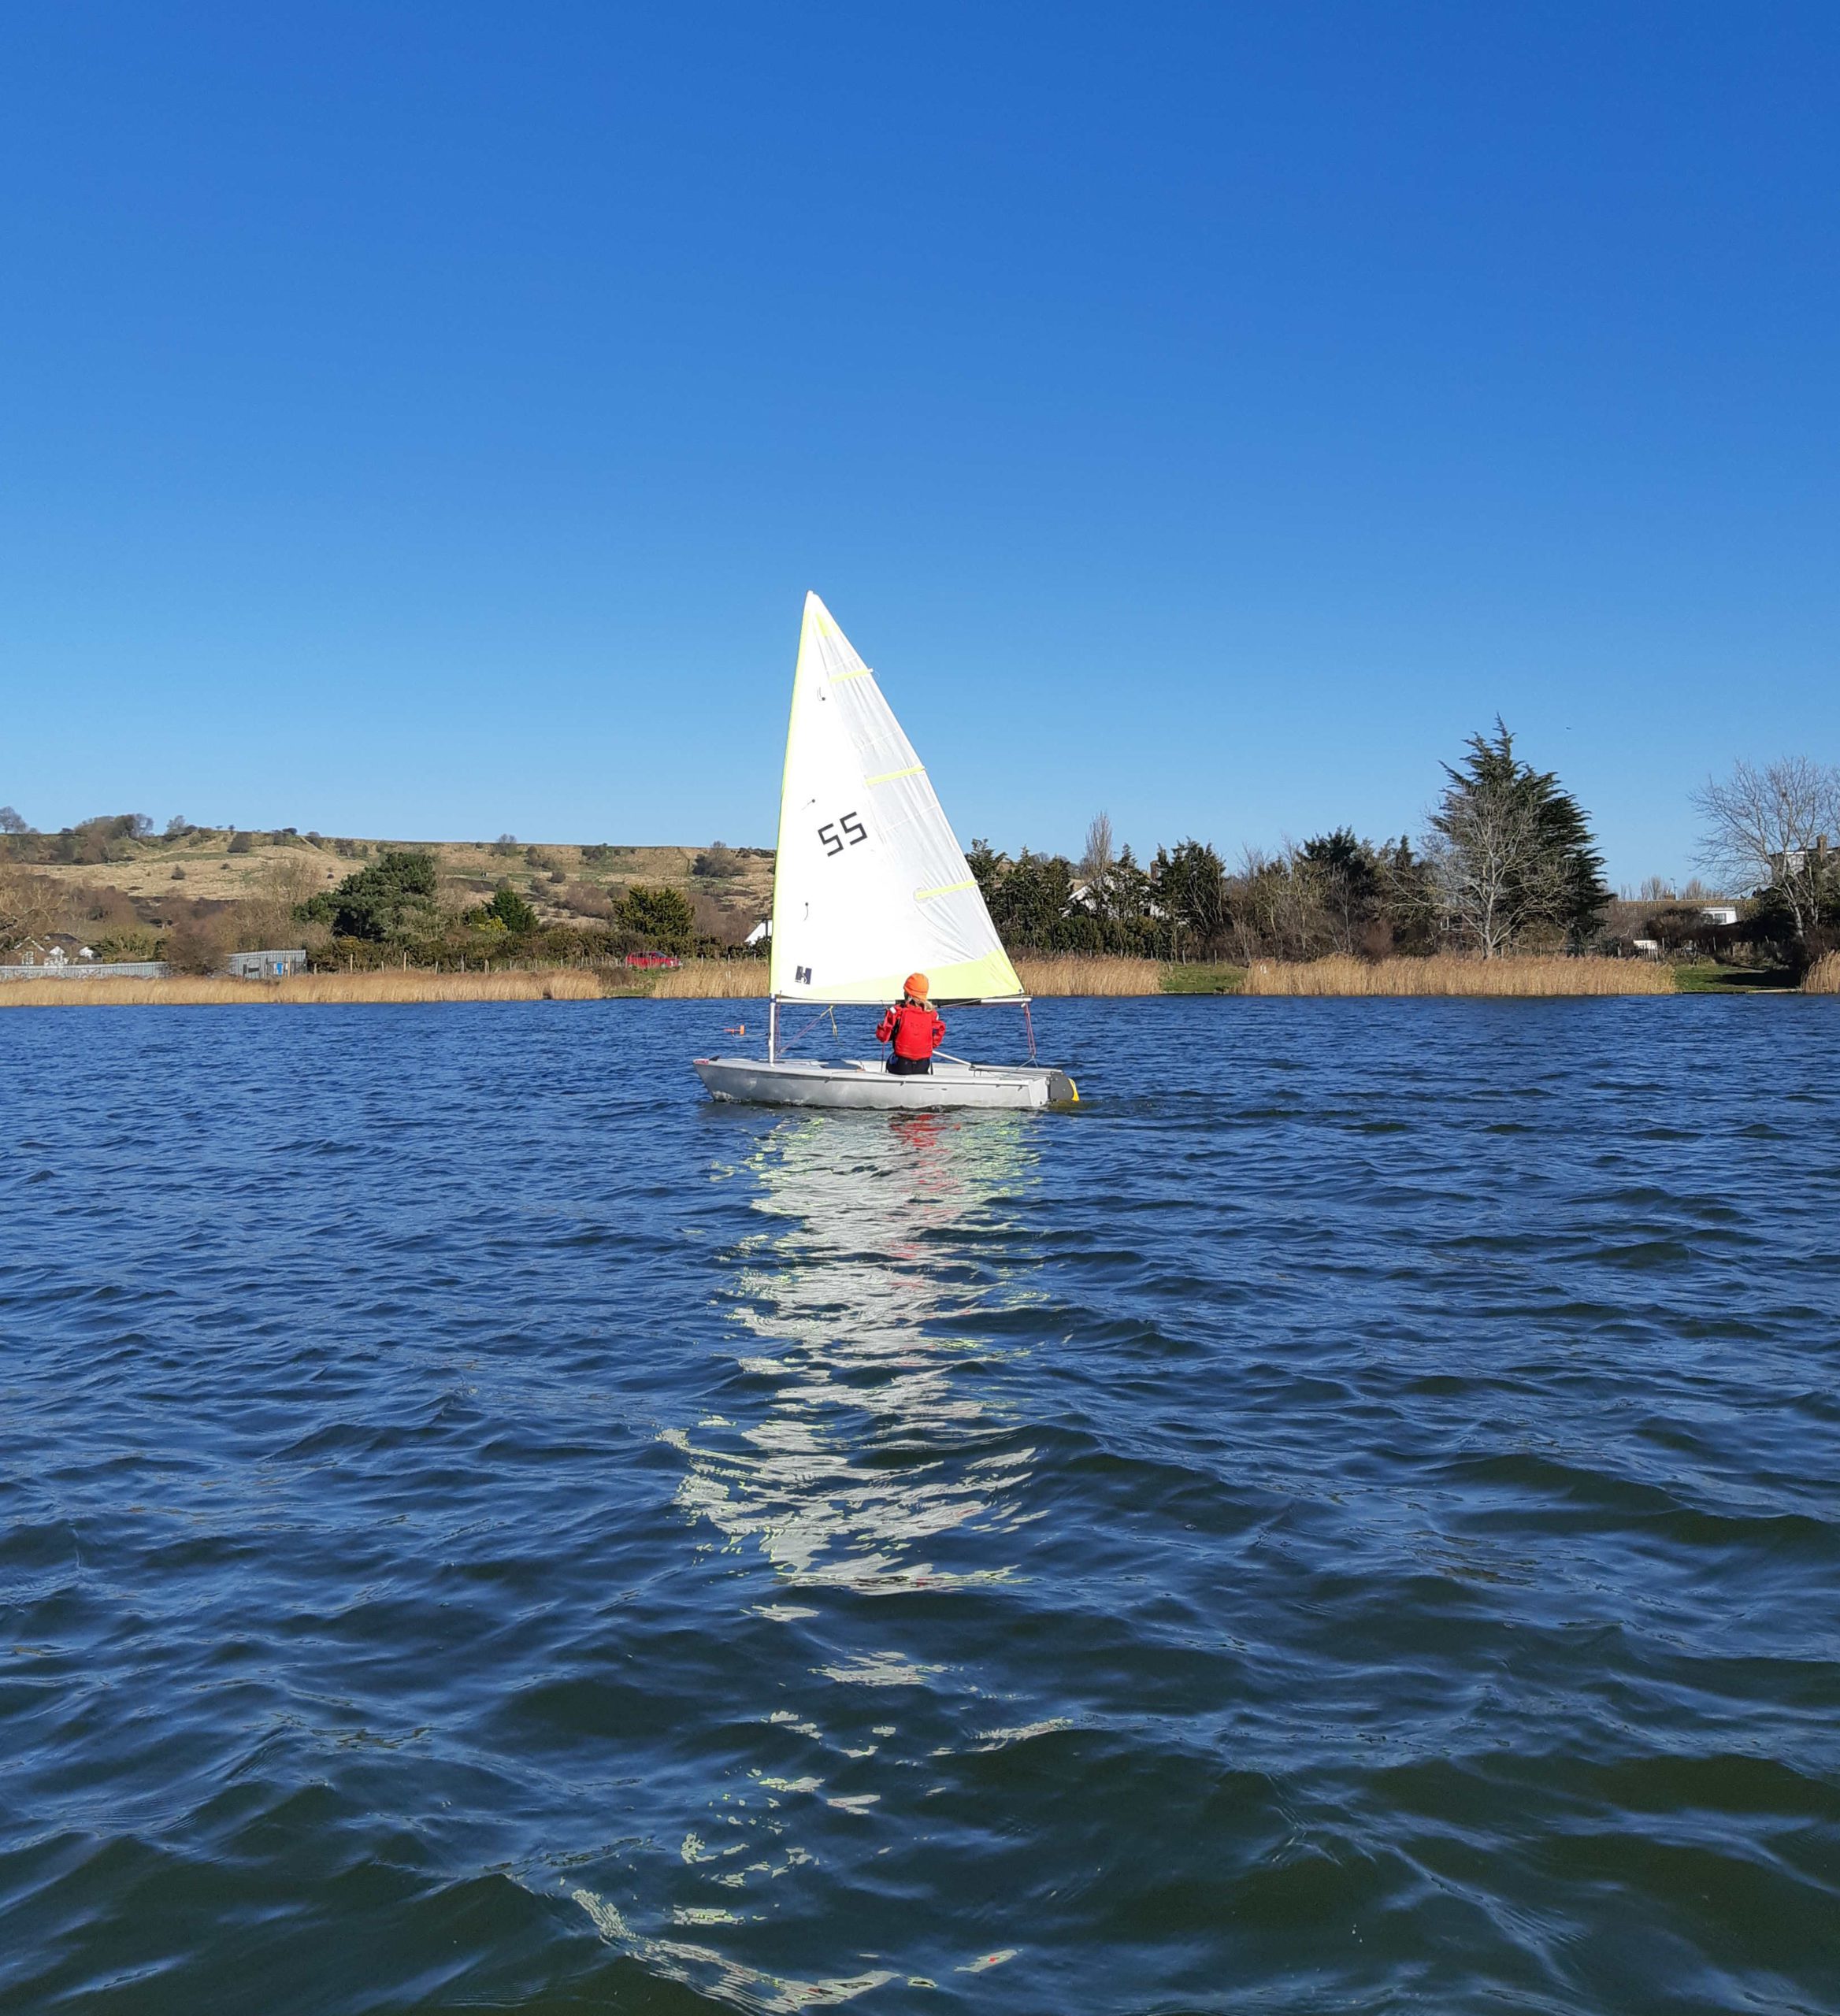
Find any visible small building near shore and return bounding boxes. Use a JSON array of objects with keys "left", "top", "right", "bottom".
[
  {"left": 2, "top": 957, "right": 171, "bottom": 981},
  {"left": 227, "top": 948, "right": 308, "bottom": 980}
]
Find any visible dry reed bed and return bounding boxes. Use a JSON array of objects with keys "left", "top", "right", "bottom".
[
  {"left": 1028, "top": 954, "right": 1675, "bottom": 996},
  {"left": 1802, "top": 953, "right": 1840, "bottom": 995},
  {"left": 1016, "top": 955, "right": 1163, "bottom": 996},
  {"left": 650, "top": 962, "right": 771, "bottom": 998},
  {"left": 0, "top": 969, "right": 607, "bottom": 1007},
  {"left": 0, "top": 953, "right": 1687, "bottom": 1006},
  {"left": 655, "top": 958, "right": 1170, "bottom": 998},
  {"left": 655, "top": 958, "right": 1167, "bottom": 998},
  {"left": 1243, "top": 954, "right": 1675, "bottom": 996},
  {"left": 657, "top": 957, "right": 1169, "bottom": 997}
]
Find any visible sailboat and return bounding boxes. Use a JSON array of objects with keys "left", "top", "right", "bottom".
[{"left": 693, "top": 593, "right": 1078, "bottom": 1110}]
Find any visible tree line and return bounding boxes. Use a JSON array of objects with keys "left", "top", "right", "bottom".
[
  {"left": 972, "top": 728, "right": 1840, "bottom": 970},
  {"left": 6, "top": 728, "right": 1837, "bottom": 972}
]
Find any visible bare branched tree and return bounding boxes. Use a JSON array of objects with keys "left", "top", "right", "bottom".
[
  {"left": 0, "top": 862, "right": 63, "bottom": 951},
  {"left": 1423, "top": 791, "right": 1543, "bottom": 958},
  {"left": 1693, "top": 758, "right": 1840, "bottom": 946},
  {"left": 1229, "top": 842, "right": 1330, "bottom": 962},
  {"left": 232, "top": 854, "right": 330, "bottom": 951},
  {"left": 1078, "top": 811, "right": 1116, "bottom": 920}
]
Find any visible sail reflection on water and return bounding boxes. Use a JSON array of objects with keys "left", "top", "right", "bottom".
[{"left": 669, "top": 1110, "right": 1043, "bottom": 1592}]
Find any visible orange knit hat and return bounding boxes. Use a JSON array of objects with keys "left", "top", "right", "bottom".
[{"left": 903, "top": 972, "right": 929, "bottom": 1000}]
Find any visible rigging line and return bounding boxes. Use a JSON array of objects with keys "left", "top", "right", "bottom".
[{"left": 785, "top": 1005, "right": 835, "bottom": 1051}]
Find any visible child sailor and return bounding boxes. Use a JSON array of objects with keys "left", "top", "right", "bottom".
[{"left": 877, "top": 973, "right": 946, "bottom": 1076}]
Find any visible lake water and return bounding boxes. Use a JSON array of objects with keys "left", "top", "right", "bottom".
[{"left": 3, "top": 997, "right": 1838, "bottom": 2014}]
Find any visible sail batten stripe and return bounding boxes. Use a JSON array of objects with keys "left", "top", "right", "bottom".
[
  {"left": 866, "top": 763, "right": 925, "bottom": 786},
  {"left": 914, "top": 878, "right": 977, "bottom": 902},
  {"left": 829, "top": 669, "right": 871, "bottom": 684}
]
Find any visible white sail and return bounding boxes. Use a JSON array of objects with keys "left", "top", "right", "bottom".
[{"left": 768, "top": 593, "right": 1023, "bottom": 1005}]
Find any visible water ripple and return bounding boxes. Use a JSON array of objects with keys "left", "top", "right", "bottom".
[{"left": 2, "top": 997, "right": 1838, "bottom": 2012}]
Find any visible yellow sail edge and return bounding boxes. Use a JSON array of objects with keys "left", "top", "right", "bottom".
[{"left": 774, "top": 948, "right": 1025, "bottom": 1006}]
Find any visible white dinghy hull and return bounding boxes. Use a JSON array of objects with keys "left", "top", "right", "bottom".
[{"left": 694, "top": 1054, "right": 1077, "bottom": 1111}]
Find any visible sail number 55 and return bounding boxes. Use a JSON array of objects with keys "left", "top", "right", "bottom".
[{"left": 818, "top": 812, "right": 867, "bottom": 857}]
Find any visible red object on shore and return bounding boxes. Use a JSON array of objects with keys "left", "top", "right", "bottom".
[
  {"left": 876, "top": 1000, "right": 946, "bottom": 1061},
  {"left": 623, "top": 953, "right": 682, "bottom": 969}
]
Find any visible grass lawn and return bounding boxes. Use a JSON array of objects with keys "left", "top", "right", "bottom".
[
  {"left": 1671, "top": 963, "right": 1801, "bottom": 993},
  {"left": 1159, "top": 963, "right": 1246, "bottom": 995}
]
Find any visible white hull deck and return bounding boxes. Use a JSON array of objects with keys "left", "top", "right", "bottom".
[{"left": 694, "top": 1054, "right": 1078, "bottom": 1110}]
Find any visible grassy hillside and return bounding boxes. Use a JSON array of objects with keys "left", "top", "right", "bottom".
[{"left": 5, "top": 827, "right": 773, "bottom": 954}]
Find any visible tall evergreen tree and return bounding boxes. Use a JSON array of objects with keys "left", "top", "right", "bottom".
[
  {"left": 1152, "top": 839, "right": 1229, "bottom": 957},
  {"left": 1426, "top": 723, "right": 1608, "bottom": 955}
]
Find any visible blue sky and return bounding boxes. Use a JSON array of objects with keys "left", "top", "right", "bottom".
[{"left": 2, "top": 2, "right": 1835, "bottom": 885}]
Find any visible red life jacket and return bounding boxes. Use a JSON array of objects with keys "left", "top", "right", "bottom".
[{"left": 876, "top": 1001, "right": 945, "bottom": 1060}]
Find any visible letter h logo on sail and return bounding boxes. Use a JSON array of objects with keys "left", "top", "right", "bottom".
[{"left": 796, "top": 965, "right": 813, "bottom": 984}]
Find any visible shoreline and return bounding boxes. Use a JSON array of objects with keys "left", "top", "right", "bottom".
[{"left": 0, "top": 954, "right": 1810, "bottom": 1006}]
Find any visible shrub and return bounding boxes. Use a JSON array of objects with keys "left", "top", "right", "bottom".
[
  {"left": 91, "top": 929, "right": 163, "bottom": 962},
  {"left": 693, "top": 842, "right": 744, "bottom": 880},
  {"left": 619, "top": 884, "right": 696, "bottom": 953},
  {"left": 475, "top": 883, "right": 539, "bottom": 934},
  {"left": 562, "top": 881, "right": 615, "bottom": 921},
  {"left": 299, "top": 849, "right": 440, "bottom": 940},
  {"left": 164, "top": 906, "right": 240, "bottom": 973},
  {"left": 227, "top": 830, "right": 254, "bottom": 854},
  {"left": 689, "top": 890, "right": 756, "bottom": 945}
]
